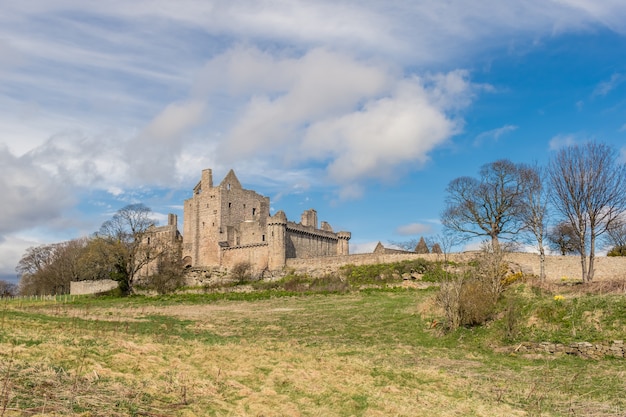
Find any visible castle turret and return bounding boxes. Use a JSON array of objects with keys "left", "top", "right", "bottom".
[
  {"left": 201, "top": 168, "right": 213, "bottom": 190},
  {"left": 337, "top": 231, "right": 351, "bottom": 256},
  {"left": 268, "top": 211, "right": 288, "bottom": 270}
]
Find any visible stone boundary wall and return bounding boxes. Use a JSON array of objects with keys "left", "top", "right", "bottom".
[
  {"left": 512, "top": 340, "right": 624, "bottom": 359},
  {"left": 286, "top": 252, "right": 626, "bottom": 281},
  {"left": 70, "top": 279, "right": 118, "bottom": 295}
]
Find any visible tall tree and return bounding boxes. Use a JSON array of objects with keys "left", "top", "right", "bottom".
[
  {"left": 518, "top": 164, "right": 549, "bottom": 280},
  {"left": 96, "top": 204, "right": 157, "bottom": 294},
  {"left": 442, "top": 159, "right": 527, "bottom": 248},
  {"left": 548, "top": 142, "right": 626, "bottom": 281}
]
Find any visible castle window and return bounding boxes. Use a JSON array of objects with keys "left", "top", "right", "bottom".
[
  {"left": 262, "top": 234, "right": 265, "bottom": 242},
  {"left": 227, "top": 183, "right": 231, "bottom": 190},
  {"left": 147, "top": 237, "right": 151, "bottom": 244},
  {"left": 252, "top": 208, "right": 256, "bottom": 216}
]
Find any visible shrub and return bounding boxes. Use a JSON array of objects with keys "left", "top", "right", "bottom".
[
  {"left": 607, "top": 245, "right": 626, "bottom": 256},
  {"left": 231, "top": 262, "right": 253, "bottom": 284},
  {"left": 458, "top": 279, "right": 495, "bottom": 326}
]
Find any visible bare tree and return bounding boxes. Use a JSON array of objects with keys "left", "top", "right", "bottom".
[
  {"left": 606, "top": 215, "right": 626, "bottom": 247},
  {"left": 518, "top": 164, "right": 549, "bottom": 280},
  {"left": 427, "top": 233, "right": 462, "bottom": 263},
  {"left": 442, "top": 159, "right": 527, "bottom": 248},
  {"left": 0, "top": 280, "right": 17, "bottom": 297},
  {"left": 16, "top": 239, "right": 89, "bottom": 295},
  {"left": 387, "top": 239, "right": 419, "bottom": 252},
  {"left": 548, "top": 142, "right": 626, "bottom": 281},
  {"left": 96, "top": 204, "right": 157, "bottom": 294},
  {"left": 547, "top": 221, "right": 580, "bottom": 255}
]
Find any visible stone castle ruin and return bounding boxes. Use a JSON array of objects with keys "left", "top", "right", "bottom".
[
  {"left": 174, "top": 168, "right": 350, "bottom": 274},
  {"left": 71, "top": 167, "right": 626, "bottom": 295}
]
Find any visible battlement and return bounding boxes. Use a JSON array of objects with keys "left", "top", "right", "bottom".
[{"left": 182, "top": 169, "right": 350, "bottom": 271}]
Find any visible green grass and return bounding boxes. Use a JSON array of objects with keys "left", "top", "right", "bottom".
[{"left": 1, "top": 284, "right": 624, "bottom": 416}]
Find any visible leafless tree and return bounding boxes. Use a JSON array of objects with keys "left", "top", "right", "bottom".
[
  {"left": 547, "top": 221, "right": 580, "bottom": 255},
  {"left": 387, "top": 239, "right": 419, "bottom": 252},
  {"left": 518, "top": 164, "right": 549, "bottom": 279},
  {"left": 16, "top": 238, "right": 89, "bottom": 295},
  {"left": 606, "top": 216, "right": 626, "bottom": 247},
  {"left": 97, "top": 203, "right": 157, "bottom": 294},
  {"left": 548, "top": 142, "right": 626, "bottom": 281},
  {"left": 442, "top": 159, "right": 527, "bottom": 249},
  {"left": 0, "top": 280, "right": 17, "bottom": 297}
]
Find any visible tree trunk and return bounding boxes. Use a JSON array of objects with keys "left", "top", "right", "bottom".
[
  {"left": 587, "top": 234, "right": 596, "bottom": 282},
  {"left": 539, "top": 247, "right": 546, "bottom": 281}
]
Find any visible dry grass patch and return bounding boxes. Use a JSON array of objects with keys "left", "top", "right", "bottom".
[{"left": 1, "top": 290, "right": 625, "bottom": 416}]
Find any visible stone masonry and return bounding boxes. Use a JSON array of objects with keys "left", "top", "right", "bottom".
[{"left": 182, "top": 168, "right": 351, "bottom": 272}]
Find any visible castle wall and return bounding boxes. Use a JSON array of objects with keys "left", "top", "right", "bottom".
[
  {"left": 285, "top": 252, "right": 626, "bottom": 282},
  {"left": 221, "top": 243, "right": 270, "bottom": 271},
  {"left": 285, "top": 222, "right": 339, "bottom": 259}
]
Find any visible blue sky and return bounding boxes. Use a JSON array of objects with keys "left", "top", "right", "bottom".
[{"left": 2, "top": 1, "right": 626, "bottom": 284}]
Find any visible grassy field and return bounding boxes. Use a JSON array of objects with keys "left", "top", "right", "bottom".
[{"left": 0, "top": 282, "right": 625, "bottom": 416}]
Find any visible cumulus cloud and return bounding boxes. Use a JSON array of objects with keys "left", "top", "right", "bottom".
[
  {"left": 0, "top": 145, "right": 75, "bottom": 238},
  {"left": 127, "top": 100, "right": 207, "bottom": 184},
  {"left": 394, "top": 223, "right": 433, "bottom": 236},
  {"left": 196, "top": 47, "right": 472, "bottom": 195}
]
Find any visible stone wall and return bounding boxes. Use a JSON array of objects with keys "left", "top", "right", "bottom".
[
  {"left": 286, "top": 252, "right": 626, "bottom": 281},
  {"left": 221, "top": 243, "right": 270, "bottom": 271},
  {"left": 70, "top": 279, "right": 118, "bottom": 295},
  {"left": 512, "top": 340, "right": 624, "bottom": 359}
]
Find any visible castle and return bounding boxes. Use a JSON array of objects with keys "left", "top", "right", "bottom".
[{"left": 158, "top": 168, "right": 351, "bottom": 273}]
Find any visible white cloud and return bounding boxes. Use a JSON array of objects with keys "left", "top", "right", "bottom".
[
  {"left": 395, "top": 223, "right": 434, "bottom": 236},
  {"left": 0, "top": 145, "right": 76, "bottom": 238},
  {"left": 127, "top": 100, "right": 207, "bottom": 184},
  {"left": 548, "top": 133, "right": 577, "bottom": 150},
  {"left": 474, "top": 124, "right": 518, "bottom": 146},
  {"left": 592, "top": 73, "right": 625, "bottom": 97},
  {"left": 349, "top": 240, "right": 379, "bottom": 254}
]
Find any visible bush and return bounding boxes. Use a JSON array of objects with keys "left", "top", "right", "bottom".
[
  {"left": 607, "top": 245, "right": 626, "bottom": 256},
  {"left": 458, "top": 279, "right": 494, "bottom": 326},
  {"left": 437, "top": 272, "right": 497, "bottom": 331},
  {"left": 231, "top": 262, "right": 253, "bottom": 284}
]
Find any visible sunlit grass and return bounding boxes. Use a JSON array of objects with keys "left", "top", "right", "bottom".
[{"left": 1, "top": 286, "right": 624, "bottom": 416}]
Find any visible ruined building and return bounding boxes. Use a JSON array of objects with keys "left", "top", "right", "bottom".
[
  {"left": 181, "top": 169, "right": 351, "bottom": 271},
  {"left": 139, "top": 213, "right": 183, "bottom": 277}
]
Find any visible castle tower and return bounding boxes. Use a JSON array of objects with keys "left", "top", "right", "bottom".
[
  {"left": 268, "top": 211, "right": 287, "bottom": 270},
  {"left": 337, "top": 231, "right": 351, "bottom": 256},
  {"left": 301, "top": 209, "right": 318, "bottom": 228}
]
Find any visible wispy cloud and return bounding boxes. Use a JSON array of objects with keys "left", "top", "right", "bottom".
[
  {"left": 394, "top": 223, "right": 433, "bottom": 236},
  {"left": 548, "top": 134, "right": 577, "bottom": 150},
  {"left": 592, "top": 73, "right": 625, "bottom": 97},
  {"left": 474, "top": 124, "right": 518, "bottom": 146}
]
